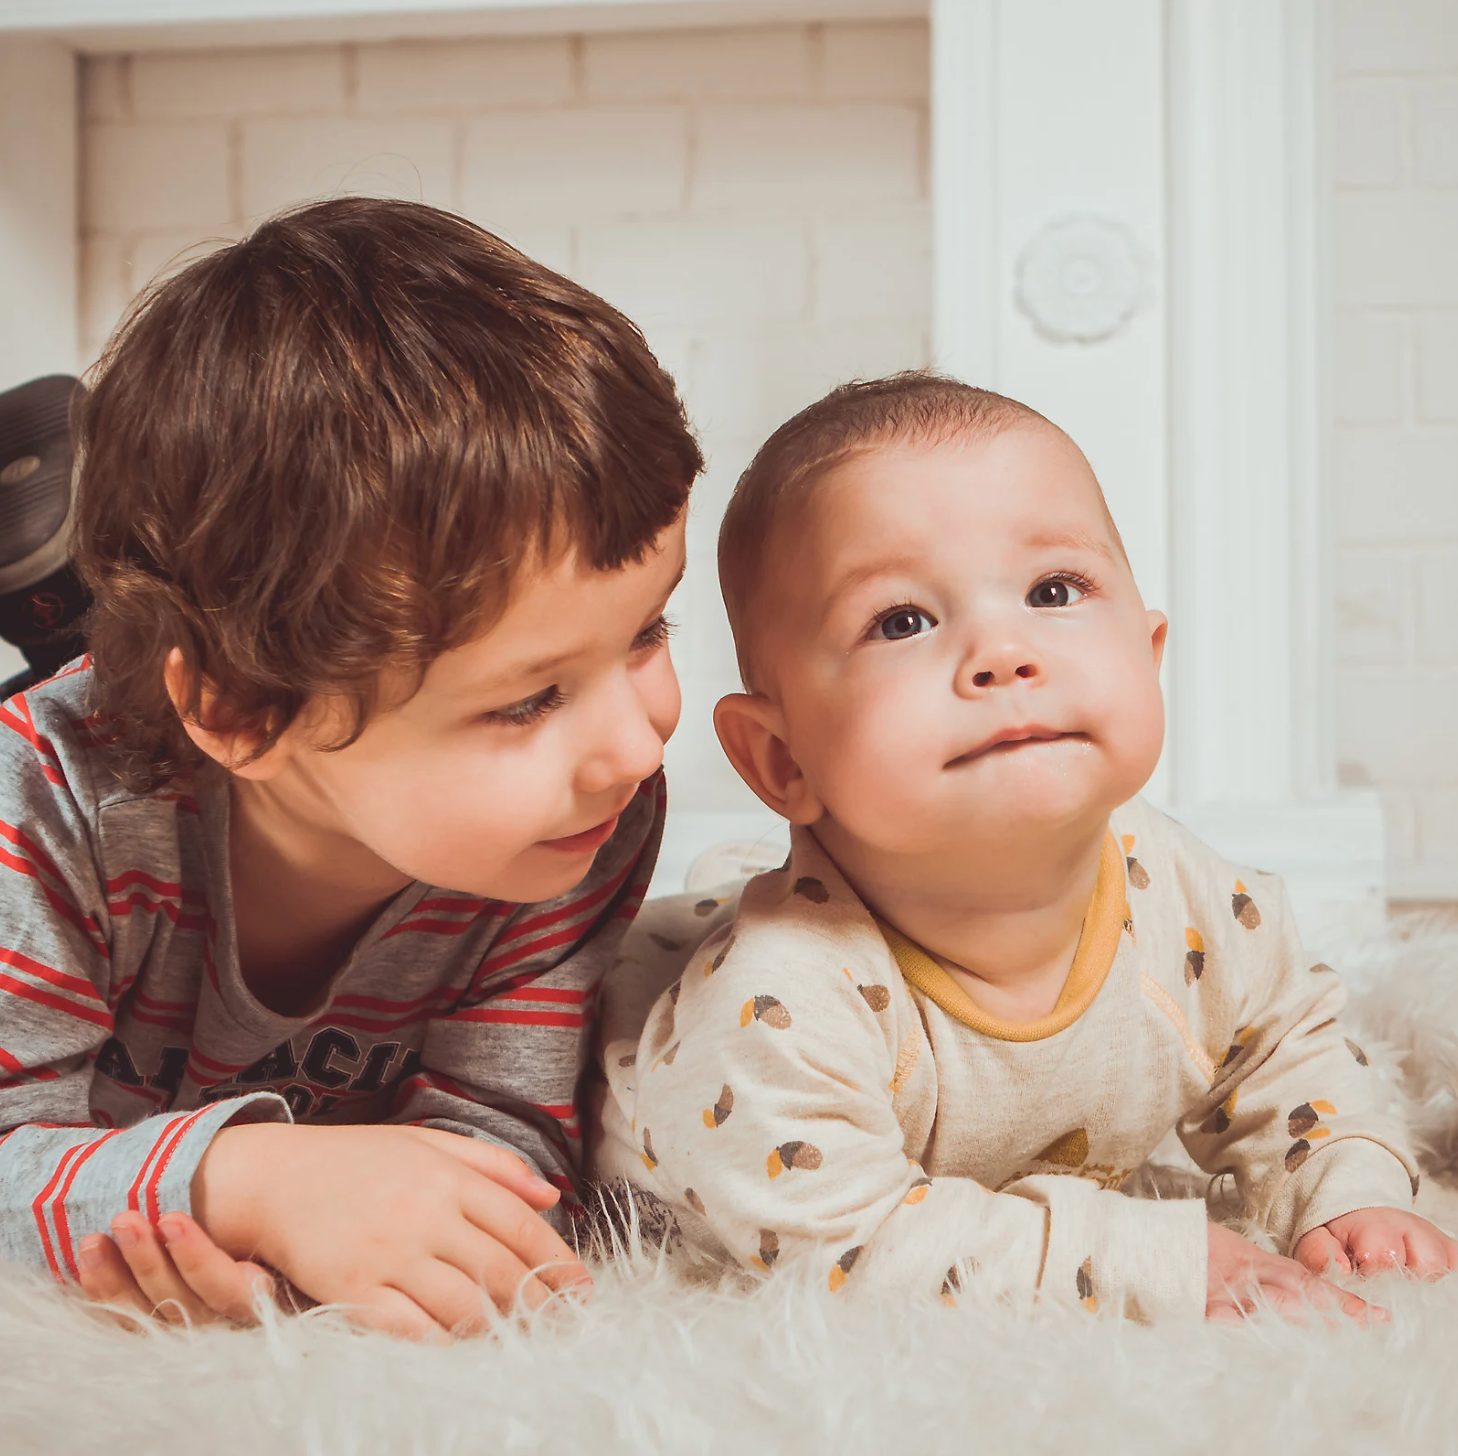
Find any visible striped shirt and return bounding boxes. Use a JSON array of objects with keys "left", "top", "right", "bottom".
[{"left": 0, "top": 661, "right": 662, "bottom": 1281}]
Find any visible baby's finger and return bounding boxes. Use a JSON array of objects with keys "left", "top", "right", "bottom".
[
  {"left": 110, "top": 1213, "right": 210, "bottom": 1325},
  {"left": 1346, "top": 1222, "right": 1405, "bottom": 1276},
  {"left": 1401, "top": 1228, "right": 1453, "bottom": 1280},
  {"left": 156, "top": 1213, "right": 275, "bottom": 1323},
  {"left": 77, "top": 1234, "right": 153, "bottom": 1318},
  {"left": 1295, "top": 1227, "right": 1350, "bottom": 1277}
]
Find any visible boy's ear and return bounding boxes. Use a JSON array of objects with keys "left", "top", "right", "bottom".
[
  {"left": 1147, "top": 610, "right": 1169, "bottom": 674},
  {"left": 163, "top": 647, "right": 291, "bottom": 781},
  {"left": 713, "top": 693, "right": 824, "bottom": 826}
]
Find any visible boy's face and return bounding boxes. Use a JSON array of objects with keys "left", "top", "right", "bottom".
[
  {"left": 745, "top": 429, "right": 1165, "bottom": 860},
  {"left": 258, "top": 517, "right": 686, "bottom": 903}
]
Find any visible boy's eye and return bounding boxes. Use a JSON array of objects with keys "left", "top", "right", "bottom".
[
  {"left": 875, "top": 607, "right": 937, "bottom": 642},
  {"left": 633, "top": 614, "right": 674, "bottom": 653},
  {"left": 1027, "top": 577, "right": 1086, "bottom": 609},
  {"left": 484, "top": 685, "right": 564, "bottom": 727}
]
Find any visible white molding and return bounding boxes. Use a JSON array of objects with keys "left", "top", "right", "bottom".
[
  {"left": 0, "top": 0, "right": 922, "bottom": 50},
  {"left": 0, "top": 41, "right": 77, "bottom": 393}
]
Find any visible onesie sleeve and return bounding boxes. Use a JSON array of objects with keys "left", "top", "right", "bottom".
[
  {"left": 606, "top": 862, "right": 1206, "bottom": 1319},
  {"left": 1176, "top": 874, "right": 1417, "bottom": 1252}
]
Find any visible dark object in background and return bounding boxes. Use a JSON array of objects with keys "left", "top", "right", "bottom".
[{"left": 0, "top": 376, "right": 89, "bottom": 700}]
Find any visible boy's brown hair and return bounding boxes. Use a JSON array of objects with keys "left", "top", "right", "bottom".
[
  {"left": 75, "top": 197, "right": 701, "bottom": 789},
  {"left": 718, "top": 371, "right": 1048, "bottom": 689}
]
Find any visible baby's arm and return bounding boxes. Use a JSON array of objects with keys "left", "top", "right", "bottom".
[
  {"left": 616, "top": 915, "right": 1208, "bottom": 1319},
  {"left": 1177, "top": 874, "right": 1440, "bottom": 1268}
]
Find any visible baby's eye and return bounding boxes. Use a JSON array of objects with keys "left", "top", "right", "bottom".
[
  {"left": 1027, "top": 577, "right": 1086, "bottom": 609},
  {"left": 875, "top": 607, "right": 937, "bottom": 641}
]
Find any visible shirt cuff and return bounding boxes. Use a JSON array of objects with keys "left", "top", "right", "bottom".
[
  {"left": 155, "top": 1092, "right": 293, "bottom": 1224},
  {"left": 1280, "top": 1135, "right": 1418, "bottom": 1252}
]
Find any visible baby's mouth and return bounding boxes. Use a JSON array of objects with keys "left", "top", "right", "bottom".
[{"left": 945, "top": 728, "right": 1088, "bottom": 768}]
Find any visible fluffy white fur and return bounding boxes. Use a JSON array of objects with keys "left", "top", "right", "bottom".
[{"left": 5, "top": 915, "right": 1458, "bottom": 1456}]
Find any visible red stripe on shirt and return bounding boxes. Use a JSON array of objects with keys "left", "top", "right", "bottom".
[
  {"left": 495, "top": 986, "right": 589, "bottom": 1005},
  {"left": 0, "top": 969, "right": 112, "bottom": 1031},
  {"left": 32, "top": 1143, "right": 84, "bottom": 1280},
  {"left": 492, "top": 857, "right": 633, "bottom": 949},
  {"left": 142, "top": 1107, "right": 211, "bottom": 1224},
  {"left": 0, "top": 848, "right": 109, "bottom": 956},
  {"left": 52, "top": 1130, "right": 123, "bottom": 1279},
  {"left": 448, "top": 1007, "right": 585, "bottom": 1028}
]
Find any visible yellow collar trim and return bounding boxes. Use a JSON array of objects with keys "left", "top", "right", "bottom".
[{"left": 879, "top": 831, "right": 1126, "bottom": 1043}]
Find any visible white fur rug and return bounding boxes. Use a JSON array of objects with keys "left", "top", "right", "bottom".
[{"left": 5, "top": 915, "right": 1458, "bottom": 1456}]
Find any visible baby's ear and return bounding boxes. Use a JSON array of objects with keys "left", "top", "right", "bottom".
[
  {"left": 713, "top": 693, "right": 823, "bottom": 825},
  {"left": 163, "top": 646, "right": 291, "bottom": 781},
  {"left": 1147, "top": 610, "right": 1169, "bottom": 673}
]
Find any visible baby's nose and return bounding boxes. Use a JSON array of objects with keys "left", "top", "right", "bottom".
[{"left": 969, "top": 661, "right": 1040, "bottom": 689}]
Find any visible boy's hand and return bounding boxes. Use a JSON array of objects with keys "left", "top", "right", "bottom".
[
  {"left": 1207, "top": 1221, "right": 1383, "bottom": 1324},
  {"left": 1295, "top": 1208, "right": 1458, "bottom": 1280},
  {"left": 77, "top": 1211, "right": 278, "bottom": 1326},
  {"left": 194, "top": 1122, "right": 591, "bottom": 1340}
]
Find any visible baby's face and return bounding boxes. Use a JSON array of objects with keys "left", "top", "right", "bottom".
[{"left": 753, "top": 427, "right": 1166, "bottom": 858}]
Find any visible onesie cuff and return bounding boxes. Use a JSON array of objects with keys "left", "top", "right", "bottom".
[{"left": 1279, "top": 1135, "right": 1418, "bottom": 1252}]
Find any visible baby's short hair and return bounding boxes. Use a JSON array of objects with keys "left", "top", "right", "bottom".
[
  {"left": 75, "top": 197, "right": 702, "bottom": 789},
  {"left": 718, "top": 372, "right": 1049, "bottom": 689}
]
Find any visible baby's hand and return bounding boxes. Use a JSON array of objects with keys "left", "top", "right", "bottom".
[
  {"left": 193, "top": 1122, "right": 591, "bottom": 1340},
  {"left": 1207, "top": 1222, "right": 1381, "bottom": 1324},
  {"left": 77, "top": 1210, "right": 278, "bottom": 1327},
  {"left": 1295, "top": 1208, "right": 1458, "bottom": 1280}
]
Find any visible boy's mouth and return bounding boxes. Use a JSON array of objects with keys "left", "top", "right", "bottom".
[
  {"left": 946, "top": 727, "right": 1087, "bottom": 767},
  {"left": 539, "top": 813, "right": 622, "bottom": 855}
]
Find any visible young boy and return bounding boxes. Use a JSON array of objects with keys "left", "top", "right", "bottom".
[
  {"left": 0, "top": 197, "right": 700, "bottom": 1339},
  {"left": 592, "top": 373, "right": 1457, "bottom": 1322}
]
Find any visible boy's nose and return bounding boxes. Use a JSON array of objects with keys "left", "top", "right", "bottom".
[{"left": 577, "top": 694, "right": 665, "bottom": 797}]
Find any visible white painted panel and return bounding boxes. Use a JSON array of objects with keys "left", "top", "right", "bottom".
[{"left": 0, "top": 41, "right": 78, "bottom": 391}]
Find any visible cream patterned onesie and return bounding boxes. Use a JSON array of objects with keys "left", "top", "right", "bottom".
[{"left": 592, "top": 799, "right": 1418, "bottom": 1320}]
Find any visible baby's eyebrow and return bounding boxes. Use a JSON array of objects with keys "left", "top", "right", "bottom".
[
  {"left": 820, "top": 557, "right": 924, "bottom": 619},
  {"left": 1024, "top": 527, "right": 1117, "bottom": 559}
]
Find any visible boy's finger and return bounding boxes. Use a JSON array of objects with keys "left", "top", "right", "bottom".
[
  {"left": 110, "top": 1213, "right": 210, "bottom": 1325},
  {"left": 460, "top": 1180, "right": 590, "bottom": 1293},
  {"left": 406, "top": 1128, "right": 560, "bottom": 1208},
  {"left": 77, "top": 1234, "right": 153, "bottom": 1316},
  {"left": 157, "top": 1213, "right": 274, "bottom": 1323},
  {"left": 349, "top": 1287, "right": 453, "bottom": 1345}
]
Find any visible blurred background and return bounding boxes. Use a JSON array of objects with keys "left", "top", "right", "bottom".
[{"left": 0, "top": 0, "right": 1453, "bottom": 931}]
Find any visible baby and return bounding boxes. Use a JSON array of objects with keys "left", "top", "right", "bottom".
[{"left": 591, "top": 372, "right": 1456, "bottom": 1322}]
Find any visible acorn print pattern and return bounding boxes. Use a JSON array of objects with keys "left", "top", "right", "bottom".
[
  {"left": 1201, "top": 1090, "right": 1237, "bottom": 1135},
  {"left": 1345, "top": 1038, "right": 1369, "bottom": 1066},
  {"left": 767, "top": 1140, "right": 823, "bottom": 1178},
  {"left": 653, "top": 1042, "right": 679, "bottom": 1070},
  {"left": 1184, "top": 927, "right": 1205, "bottom": 984},
  {"left": 694, "top": 899, "right": 718, "bottom": 917},
  {"left": 828, "top": 1245, "right": 862, "bottom": 1292},
  {"left": 1284, "top": 1099, "right": 1335, "bottom": 1171},
  {"left": 793, "top": 876, "right": 830, "bottom": 904},
  {"left": 904, "top": 1175, "right": 932, "bottom": 1206},
  {"left": 1076, "top": 1257, "right": 1098, "bottom": 1312},
  {"left": 751, "top": 1229, "right": 780, "bottom": 1272},
  {"left": 858, "top": 983, "right": 891, "bottom": 1012},
  {"left": 617, "top": 1052, "right": 637, "bottom": 1068},
  {"left": 641, "top": 1128, "right": 657, "bottom": 1169},
  {"left": 685, "top": 1188, "right": 706, "bottom": 1217},
  {"left": 1122, "top": 834, "right": 1151, "bottom": 890},
  {"left": 649, "top": 933, "right": 684, "bottom": 953},
  {"left": 1218, "top": 1026, "right": 1253, "bottom": 1070},
  {"left": 703, "top": 932, "right": 734, "bottom": 977},
  {"left": 741, "top": 994, "right": 792, "bottom": 1029},
  {"left": 1232, "top": 881, "right": 1261, "bottom": 929},
  {"left": 1311, "top": 961, "right": 1336, "bottom": 975},
  {"left": 1033, "top": 1127, "right": 1089, "bottom": 1168},
  {"left": 703, "top": 1084, "right": 734, "bottom": 1128}
]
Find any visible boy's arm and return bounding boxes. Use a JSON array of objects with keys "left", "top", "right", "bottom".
[
  {"left": 387, "top": 775, "right": 666, "bottom": 1222},
  {"left": 0, "top": 692, "right": 291, "bottom": 1279},
  {"left": 1176, "top": 874, "right": 1417, "bottom": 1253},
  {"left": 613, "top": 910, "right": 1207, "bottom": 1319}
]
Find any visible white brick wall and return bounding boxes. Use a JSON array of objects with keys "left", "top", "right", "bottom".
[
  {"left": 1333, "top": 0, "right": 1458, "bottom": 899},
  {"left": 77, "top": 24, "right": 931, "bottom": 828}
]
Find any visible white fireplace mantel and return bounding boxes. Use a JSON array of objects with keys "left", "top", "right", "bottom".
[{"left": 0, "top": 0, "right": 1382, "bottom": 941}]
